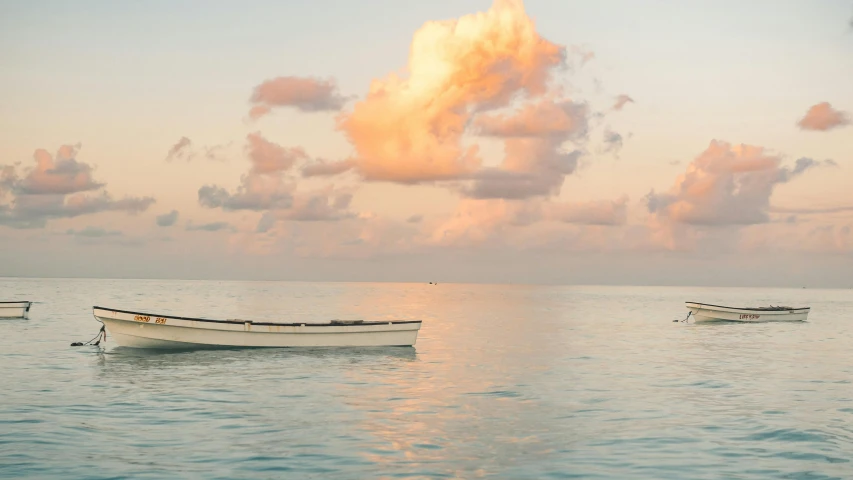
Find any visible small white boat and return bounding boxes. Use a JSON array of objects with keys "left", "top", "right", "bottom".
[
  {"left": 0, "top": 301, "right": 32, "bottom": 319},
  {"left": 685, "top": 302, "right": 809, "bottom": 323},
  {"left": 92, "top": 306, "right": 422, "bottom": 349}
]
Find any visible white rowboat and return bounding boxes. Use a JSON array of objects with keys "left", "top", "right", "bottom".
[
  {"left": 1, "top": 301, "right": 32, "bottom": 319},
  {"left": 92, "top": 306, "right": 422, "bottom": 349},
  {"left": 686, "top": 302, "right": 809, "bottom": 323}
]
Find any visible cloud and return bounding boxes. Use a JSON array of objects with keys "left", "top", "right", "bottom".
[
  {"left": 246, "top": 132, "right": 306, "bottom": 174},
  {"left": 797, "top": 102, "right": 850, "bottom": 131},
  {"left": 15, "top": 146, "right": 103, "bottom": 195},
  {"left": 156, "top": 210, "right": 179, "bottom": 227},
  {"left": 427, "top": 195, "right": 627, "bottom": 249},
  {"left": 248, "top": 76, "right": 348, "bottom": 119},
  {"left": 406, "top": 214, "right": 423, "bottom": 224},
  {"left": 267, "top": 189, "right": 356, "bottom": 223},
  {"left": 429, "top": 198, "right": 544, "bottom": 246},
  {"left": 255, "top": 212, "right": 277, "bottom": 233},
  {"left": 789, "top": 157, "right": 836, "bottom": 176},
  {"left": 199, "top": 134, "right": 356, "bottom": 223},
  {"left": 645, "top": 140, "right": 831, "bottom": 226},
  {"left": 461, "top": 98, "right": 588, "bottom": 199},
  {"left": 612, "top": 95, "right": 634, "bottom": 111},
  {"left": 475, "top": 100, "right": 587, "bottom": 139},
  {"left": 301, "top": 159, "right": 355, "bottom": 178},
  {"left": 0, "top": 145, "right": 155, "bottom": 229},
  {"left": 338, "top": 0, "right": 567, "bottom": 183},
  {"left": 601, "top": 129, "right": 624, "bottom": 157},
  {"left": 186, "top": 221, "right": 233, "bottom": 232},
  {"left": 67, "top": 226, "right": 122, "bottom": 238},
  {"left": 1, "top": 192, "right": 155, "bottom": 229},
  {"left": 165, "top": 137, "right": 192, "bottom": 162},
  {"left": 462, "top": 150, "right": 581, "bottom": 200},
  {"left": 1, "top": 165, "right": 17, "bottom": 194},
  {"left": 233, "top": 211, "right": 425, "bottom": 259},
  {"left": 198, "top": 178, "right": 293, "bottom": 212},
  {"left": 769, "top": 205, "right": 853, "bottom": 215},
  {"left": 198, "top": 134, "right": 304, "bottom": 211},
  {"left": 165, "top": 137, "right": 231, "bottom": 162},
  {"left": 420, "top": 197, "right": 634, "bottom": 253}
]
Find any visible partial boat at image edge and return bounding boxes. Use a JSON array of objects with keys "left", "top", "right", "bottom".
[{"left": 0, "top": 301, "right": 32, "bottom": 319}]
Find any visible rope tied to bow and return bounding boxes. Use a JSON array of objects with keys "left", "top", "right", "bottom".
[{"left": 71, "top": 324, "right": 106, "bottom": 347}]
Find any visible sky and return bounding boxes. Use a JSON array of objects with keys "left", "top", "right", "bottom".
[{"left": 1, "top": 0, "right": 852, "bottom": 286}]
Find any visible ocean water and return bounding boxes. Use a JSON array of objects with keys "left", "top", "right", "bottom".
[{"left": 0, "top": 278, "right": 851, "bottom": 479}]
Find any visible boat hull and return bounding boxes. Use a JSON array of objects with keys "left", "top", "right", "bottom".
[
  {"left": 686, "top": 302, "right": 809, "bottom": 323},
  {"left": 0, "top": 302, "right": 31, "bottom": 319},
  {"left": 93, "top": 307, "right": 421, "bottom": 349}
]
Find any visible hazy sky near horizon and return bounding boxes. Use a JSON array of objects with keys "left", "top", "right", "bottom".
[{"left": 1, "top": 0, "right": 852, "bottom": 286}]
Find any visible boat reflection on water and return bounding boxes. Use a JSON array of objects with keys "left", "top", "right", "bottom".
[
  {"left": 103, "top": 344, "right": 415, "bottom": 364},
  {"left": 93, "top": 346, "right": 417, "bottom": 384}
]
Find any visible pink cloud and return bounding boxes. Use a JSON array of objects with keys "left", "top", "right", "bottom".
[
  {"left": 797, "top": 102, "right": 850, "bottom": 131},
  {"left": 0, "top": 145, "right": 154, "bottom": 228},
  {"left": 612, "top": 94, "right": 634, "bottom": 111},
  {"left": 301, "top": 158, "right": 355, "bottom": 178},
  {"left": 199, "top": 134, "right": 355, "bottom": 222},
  {"left": 462, "top": 148, "right": 582, "bottom": 200},
  {"left": 248, "top": 76, "right": 348, "bottom": 119},
  {"left": 246, "top": 132, "right": 307, "bottom": 174},
  {"left": 426, "top": 195, "right": 632, "bottom": 250},
  {"left": 428, "top": 198, "right": 543, "bottom": 247},
  {"left": 646, "top": 140, "right": 833, "bottom": 226},
  {"left": 464, "top": 99, "right": 589, "bottom": 199},
  {"left": 248, "top": 105, "right": 272, "bottom": 120},
  {"left": 18, "top": 146, "right": 103, "bottom": 195},
  {"left": 199, "top": 174, "right": 294, "bottom": 212},
  {"left": 476, "top": 99, "right": 588, "bottom": 139}
]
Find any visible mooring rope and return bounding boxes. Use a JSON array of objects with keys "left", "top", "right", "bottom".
[
  {"left": 71, "top": 324, "right": 106, "bottom": 347},
  {"left": 673, "top": 311, "right": 693, "bottom": 323}
]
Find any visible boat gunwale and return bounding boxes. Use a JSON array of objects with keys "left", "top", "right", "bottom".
[
  {"left": 686, "top": 302, "right": 809, "bottom": 312},
  {"left": 93, "top": 306, "right": 422, "bottom": 327},
  {"left": 0, "top": 301, "right": 31, "bottom": 305}
]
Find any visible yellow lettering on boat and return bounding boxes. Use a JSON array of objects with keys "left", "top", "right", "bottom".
[
  {"left": 155, "top": 317, "right": 167, "bottom": 324},
  {"left": 134, "top": 315, "right": 151, "bottom": 322}
]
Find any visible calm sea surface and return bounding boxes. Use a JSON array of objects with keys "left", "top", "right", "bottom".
[{"left": 0, "top": 278, "right": 851, "bottom": 479}]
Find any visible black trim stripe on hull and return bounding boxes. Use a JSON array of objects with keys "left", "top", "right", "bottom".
[
  {"left": 687, "top": 302, "right": 809, "bottom": 312},
  {"left": 93, "top": 306, "right": 422, "bottom": 327},
  {"left": 0, "top": 301, "right": 31, "bottom": 304}
]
